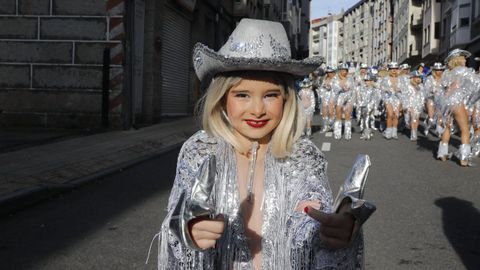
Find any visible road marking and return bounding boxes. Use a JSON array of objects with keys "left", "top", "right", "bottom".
[
  {"left": 321, "top": 142, "right": 331, "bottom": 152},
  {"left": 325, "top": 132, "right": 333, "bottom": 138}
]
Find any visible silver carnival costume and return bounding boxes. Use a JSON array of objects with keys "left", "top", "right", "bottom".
[
  {"left": 357, "top": 75, "right": 380, "bottom": 140},
  {"left": 423, "top": 63, "right": 445, "bottom": 135},
  {"left": 403, "top": 71, "right": 426, "bottom": 141},
  {"left": 333, "top": 64, "right": 356, "bottom": 140},
  {"left": 436, "top": 49, "right": 480, "bottom": 163},
  {"left": 157, "top": 131, "right": 363, "bottom": 269},
  {"left": 299, "top": 78, "right": 316, "bottom": 136},
  {"left": 380, "top": 62, "right": 404, "bottom": 139},
  {"left": 153, "top": 18, "right": 371, "bottom": 270},
  {"left": 317, "top": 66, "right": 337, "bottom": 132}
]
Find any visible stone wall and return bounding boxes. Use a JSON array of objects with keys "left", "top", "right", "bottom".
[{"left": 0, "top": 0, "right": 125, "bottom": 128}]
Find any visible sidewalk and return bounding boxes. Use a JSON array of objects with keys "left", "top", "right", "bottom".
[{"left": 0, "top": 117, "right": 200, "bottom": 216}]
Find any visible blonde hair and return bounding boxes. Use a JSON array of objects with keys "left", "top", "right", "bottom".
[
  {"left": 447, "top": 56, "right": 465, "bottom": 70},
  {"left": 197, "top": 71, "right": 304, "bottom": 158}
]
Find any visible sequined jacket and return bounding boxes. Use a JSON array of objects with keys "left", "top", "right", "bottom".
[{"left": 157, "top": 131, "right": 363, "bottom": 270}]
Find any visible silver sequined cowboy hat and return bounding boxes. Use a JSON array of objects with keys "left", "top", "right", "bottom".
[
  {"left": 299, "top": 77, "right": 313, "bottom": 88},
  {"left": 431, "top": 62, "right": 445, "bottom": 70},
  {"left": 338, "top": 63, "right": 349, "bottom": 70},
  {"left": 193, "top": 18, "right": 323, "bottom": 82},
  {"left": 387, "top": 62, "right": 399, "bottom": 69},
  {"left": 409, "top": 70, "right": 422, "bottom": 78},
  {"left": 445, "top": 48, "right": 471, "bottom": 63}
]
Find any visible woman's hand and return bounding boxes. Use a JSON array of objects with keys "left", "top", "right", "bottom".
[
  {"left": 305, "top": 206, "right": 356, "bottom": 250},
  {"left": 188, "top": 215, "right": 225, "bottom": 250}
]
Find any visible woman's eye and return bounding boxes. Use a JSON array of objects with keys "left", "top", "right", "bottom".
[
  {"left": 235, "top": 93, "right": 249, "bottom": 98},
  {"left": 265, "top": 93, "right": 280, "bottom": 98}
]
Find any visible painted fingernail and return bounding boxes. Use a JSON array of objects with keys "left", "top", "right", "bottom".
[{"left": 304, "top": 207, "right": 309, "bottom": 213}]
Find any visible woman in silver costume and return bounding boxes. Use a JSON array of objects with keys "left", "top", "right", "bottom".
[
  {"left": 332, "top": 63, "right": 356, "bottom": 140},
  {"left": 402, "top": 71, "right": 426, "bottom": 141},
  {"left": 423, "top": 62, "right": 445, "bottom": 136},
  {"left": 380, "top": 62, "right": 404, "bottom": 139},
  {"left": 317, "top": 66, "right": 337, "bottom": 133},
  {"left": 436, "top": 49, "right": 480, "bottom": 166},
  {"left": 155, "top": 19, "right": 366, "bottom": 270},
  {"left": 357, "top": 74, "right": 380, "bottom": 140},
  {"left": 354, "top": 64, "right": 369, "bottom": 124},
  {"left": 298, "top": 77, "right": 316, "bottom": 137}
]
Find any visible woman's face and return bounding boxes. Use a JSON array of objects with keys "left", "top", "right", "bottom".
[
  {"left": 339, "top": 69, "right": 348, "bottom": 77},
  {"left": 433, "top": 70, "right": 443, "bottom": 77},
  {"left": 411, "top": 76, "right": 421, "bottom": 85},
  {"left": 326, "top": 72, "right": 335, "bottom": 78},
  {"left": 389, "top": 68, "right": 398, "bottom": 77},
  {"left": 225, "top": 76, "right": 284, "bottom": 145}
]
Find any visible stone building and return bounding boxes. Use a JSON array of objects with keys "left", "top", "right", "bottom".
[
  {"left": 309, "top": 14, "right": 343, "bottom": 67},
  {"left": 372, "top": 0, "right": 392, "bottom": 67},
  {"left": 0, "top": 0, "right": 126, "bottom": 128},
  {"left": 342, "top": 0, "right": 375, "bottom": 66},
  {"left": 392, "top": 0, "right": 423, "bottom": 66},
  {"left": 0, "top": 0, "right": 312, "bottom": 129}
]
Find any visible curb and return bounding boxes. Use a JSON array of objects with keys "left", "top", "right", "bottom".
[{"left": 0, "top": 140, "right": 185, "bottom": 217}]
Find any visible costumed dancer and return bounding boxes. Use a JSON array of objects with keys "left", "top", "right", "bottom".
[
  {"left": 423, "top": 62, "right": 445, "bottom": 136},
  {"left": 354, "top": 63, "right": 369, "bottom": 124},
  {"left": 380, "top": 62, "right": 403, "bottom": 139},
  {"left": 357, "top": 74, "right": 380, "bottom": 140},
  {"left": 333, "top": 63, "right": 356, "bottom": 140},
  {"left": 398, "top": 63, "right": 411, "bottom": 87},
  {"left": 154, "top": 19, "right": 375, "bottom": 269},
  {"left": 403, "top": 71, "right": 426, "bottom": 141},
  {"left": 436, "top": 49, "right": 480, "bottom": 166},
  {"left": 317, "top": 66, "right": 337, "bottom": 133},
  {"left": 298, "top": 77, "right": 316, "bottom": 137}
]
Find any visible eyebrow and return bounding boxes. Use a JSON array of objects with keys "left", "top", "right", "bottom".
[{"left": 230, "top": 89, "right": 281, "bottom": 93}]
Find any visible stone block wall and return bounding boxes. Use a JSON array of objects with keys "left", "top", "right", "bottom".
[{"left": 0, "top": 0, "right": 125, "bottom": 129}]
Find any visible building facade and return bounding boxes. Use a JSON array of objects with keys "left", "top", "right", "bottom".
[
  {"left": 0, "top": 0, "right": 126, "bottom": 128},
  {"left": 342, "top": 0, "right": 375, "bottom": 66},
  {"left": 0, "top": 0, "right": 312, "bottom": 129},
  {"left": 440, "top": 0, "right": 480, "bottom": 58},
  {"left": 421, "top": 0, "right": 442, "bottom": 64},
  {"left": 309, "top": 14, "right": 342, "bottom": 67},
  {"left": 392, "top": 0, "right": 423, "bottom": 66},
  {"left": 372, "top": 0, "right": 392, "bottom": 67}
]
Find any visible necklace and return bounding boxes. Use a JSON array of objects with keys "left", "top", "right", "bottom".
[{"left": 246, "top": 141, "right": 259, "bottom": 203}]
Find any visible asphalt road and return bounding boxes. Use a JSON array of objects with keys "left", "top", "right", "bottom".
[{"left": 0, "top": 118, "right": 479, "bottom": 269}]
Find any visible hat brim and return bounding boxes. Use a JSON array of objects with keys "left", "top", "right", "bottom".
[
  {"left": 445, "top": 50, "right": 471, "bottom": 63},
  {"left": 193, "top": 43, "right": 322, "bottom": 82}
]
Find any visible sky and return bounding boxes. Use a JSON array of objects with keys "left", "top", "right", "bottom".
[{"left": 310, "top": 0, "right": 360, "bottom": 20}]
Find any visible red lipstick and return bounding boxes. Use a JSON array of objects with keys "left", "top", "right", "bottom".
[{"left": 246, "top": 120, "right": 268, "bottom": 128}]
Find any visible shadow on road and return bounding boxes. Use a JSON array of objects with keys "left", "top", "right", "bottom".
[
  {"left": 435, "top": 197, "right": 480, "bottom": 269},
  {"left": 0, "top": 148, "right": 180, "bottom": 269}
]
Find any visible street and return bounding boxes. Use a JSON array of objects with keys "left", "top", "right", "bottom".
[{"left": 0, "top": 117, "right": 479, "bottom": 269}]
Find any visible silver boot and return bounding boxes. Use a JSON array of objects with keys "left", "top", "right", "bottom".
[
  {"left": 410, "top": 129, "right": 418, "bottom": 141},
  {"left": 392, "top": 127, "right": 398, "bottom": 140},
  {"left": 383, "top": 127, "right": 392, "bottom": 140},
  {"left": 344, "top": 120, "right": 352, "bottom": 140},
  {"left": 456, "top": 144, "right": 471, "bottom": 166},
  {"left": 320, "top": 117, "right": 328, "bottom": 133},
  {"left": 329, "top": 117, "right": 335, "bottom": 132},
  {"left": 334, "top": 120, "right": 342, "bottom": 140},
  {"left": 437, "top": 142, "right": 450, "bottom": 161}
]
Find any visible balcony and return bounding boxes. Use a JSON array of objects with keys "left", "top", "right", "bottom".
[{"left": 410, "top": 10, "right": 422, "bottom": 30}]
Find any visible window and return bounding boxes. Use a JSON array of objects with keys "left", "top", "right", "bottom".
[
  {"left": 460, "top": 17, "right": 470, "bottom": 27},
  {"left": 434, "top": 22, "right": 440, "bottom": 39}
]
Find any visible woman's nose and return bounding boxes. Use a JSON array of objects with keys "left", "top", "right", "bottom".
[{"left": 250, "top": 98, "right": 266, "bottom": 116}]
